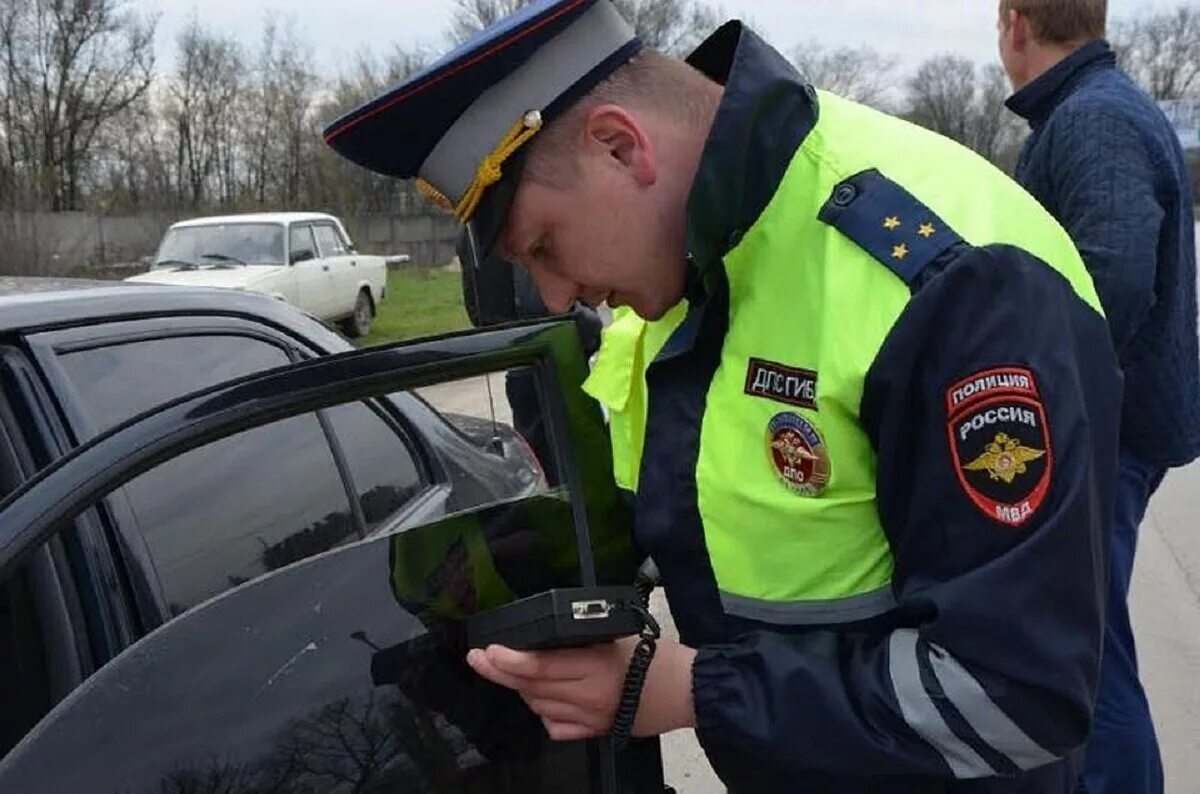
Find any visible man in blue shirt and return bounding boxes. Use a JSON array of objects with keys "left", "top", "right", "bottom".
[{"left": 999, "top": 2, "right": 1200, "bottom": 792}]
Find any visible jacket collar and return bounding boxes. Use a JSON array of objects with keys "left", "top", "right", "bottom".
[
  {"left": 683, "top": 22, "right": 818, "bottom": 289},
  {"left": 1005, "top": 39, "right": 1117, "bottom": 127}
]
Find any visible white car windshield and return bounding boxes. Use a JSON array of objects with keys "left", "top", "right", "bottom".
[{"left": 155, "top": 223, "right": 285, "bottom": 267}]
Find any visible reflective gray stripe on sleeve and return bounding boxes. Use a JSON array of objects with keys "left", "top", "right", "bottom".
[
  {"left": 927, "top": 641, "right": 1059, "bottom": 770},
  {"left": 720, "top": 584, "right": 896, "bottom": 625},
  {"left": 888, "top": 630, "right": 998, "bottom": 779}
]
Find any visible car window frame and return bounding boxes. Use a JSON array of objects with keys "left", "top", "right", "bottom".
[
  {"left": 0, "top": 375, "right": 90, "bottom": 711},
  {"left": 0, "top": 345, "right": 137, "bottom": 663},
  {"left": 23, "top": 316, "right": 437, "bottom": 629}
]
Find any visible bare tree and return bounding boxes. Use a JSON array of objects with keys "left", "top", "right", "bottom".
[
  {"left": 0, "top": 2, "right": 19, "bottom": 206},
  {"left": 263, "top": 22, "right": 316, "bottom": 208},
  {"left": 1111, "top": 4, "right": 1200, "bottom": 100},
  {"left": 971, "top": 64, "right": 1022, "bottom": 166},
  {"left": 449, "top": 0, "right": 527, "bottom": 45},
  {"left": 163, "top": 17, "right": 243, "bottom": 208},
  {"left": 907, "top": 56, "right": 977, "bottom": 143},
  {"left": 156, "top": 758, "right": 256, "bottom": 794},
  {"left": 89, "top": 91, "right": 170, "bottom": 211},
  {"left": 905, "top": 55, "right": 1023, "bottom": 166},
  {"left": 610, "top": 0, "right": 720, "bottom": 55},
  {"left": 262, "top": 695, "right": 402, "bottom": 792},
  {"left": 0, "top": 127, "right": 12, "bottom": 203},
  {"left": 791, "top": 40, "right": 900, "bottom": 109},
  {"left": 311, "top": 47, "right": 430, "bottom": 214},
  {"left": 243, "top": 19, "right": 281, "bottom": 207},
  {"left": 449, "top": 0, "right": 720, "bottom": 55},
  {"left": 0, "top": 0, "right": 156, "bottom": 210}
]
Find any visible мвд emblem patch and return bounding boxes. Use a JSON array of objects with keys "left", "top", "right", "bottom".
[
  {"left": 766, "top": 412, "right": 830, "bottom": 496},
  {"left": 946, "top": 366, "right": 1052, "bottom": 527}
]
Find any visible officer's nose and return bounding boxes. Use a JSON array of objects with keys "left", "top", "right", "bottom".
[{"left": 528, "top": 268, "right": 579, "bottom": 314}]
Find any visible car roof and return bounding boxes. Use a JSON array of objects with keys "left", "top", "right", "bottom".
[
  {"left": 0, "top": 276, "right": 123, "bottom": 297},
  {"left": 169, "top": 212, "right": 340, "bottom": 228},
  {"left": 0, "top": 276, "right": 350, "bottom": 349}
]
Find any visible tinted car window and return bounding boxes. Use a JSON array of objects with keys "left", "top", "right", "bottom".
[
  {"left": 313, "top": 224, "right": 347, "bottom": 257},
  {"left": 57, "top": 335, "right": 292, "bottom": 434},
  {"left": 57, "top": 335, "right": 359, "bottom": 616},
  {"left": 125, "top": 414, "right": 357, "bottom": 616},
  {"left": 325, "top": 402, "right": 426, "bottom": 531}
]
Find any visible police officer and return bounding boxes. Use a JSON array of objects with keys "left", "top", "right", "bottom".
[{"left": 323, "top": 2, "right": 1122, "bottom": 791}]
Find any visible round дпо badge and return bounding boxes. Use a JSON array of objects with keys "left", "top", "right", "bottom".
[{"left": 766, "top": 412, "right": 830, "bottom": 496}]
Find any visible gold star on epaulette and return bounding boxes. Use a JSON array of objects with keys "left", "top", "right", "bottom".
[
  {"left": 883, "top": 216, "right": 901, "bottom": 230},
  {"left": 918, "top": 222, "right": 936, "bottom": 238},
  {"left": 892, "top": 243, "right": 909, "bottom": 260}
]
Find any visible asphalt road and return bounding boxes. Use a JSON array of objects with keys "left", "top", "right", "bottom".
[
  {"left": 1129, "top": 460, "right": 1200, "bottom": 791},
  {"left": 416, "top": 374, "right": 515, "bottom": 427},
  {"left": 428, "top": 349, "right": 1200, "bottom": 792}
]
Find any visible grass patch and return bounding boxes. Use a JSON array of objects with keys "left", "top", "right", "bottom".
[{"left": 357, "top": 267, "right": 471, "bottom": 348}]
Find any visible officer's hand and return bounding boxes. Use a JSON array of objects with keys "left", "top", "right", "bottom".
[{"left": 466, "top": 637, "right": 698, "bottom": 741}]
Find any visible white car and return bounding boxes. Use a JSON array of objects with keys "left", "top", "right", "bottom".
[{"left": 127, "top": 212, "right": 400, "bottom": 337}]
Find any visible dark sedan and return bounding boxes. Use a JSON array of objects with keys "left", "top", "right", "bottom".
[{"left": 0, "top": 278, "right": 667, "bottom": 793}]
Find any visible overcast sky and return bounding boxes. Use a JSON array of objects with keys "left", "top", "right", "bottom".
[{"left": 138, "top": 0, "right": 1185, "bottom": 78}]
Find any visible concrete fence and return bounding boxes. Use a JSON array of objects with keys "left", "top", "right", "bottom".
[
  {"left": 345, "top": 213, "right": 460, "bottom": 269},
  {"left": 0, "top": 210, "right": 461, "bottom": 277}
]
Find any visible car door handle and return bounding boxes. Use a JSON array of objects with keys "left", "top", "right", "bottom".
[{"left": 322, "top": 265, "right": 330, "bottom": 271}]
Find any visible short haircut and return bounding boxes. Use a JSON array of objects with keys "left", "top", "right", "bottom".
[
  {"left": 523, "top": 49, "right": 716, "bottom": 187},
  {"left": 1001, "top": 0, "right": 1107, "bottom": 44}
]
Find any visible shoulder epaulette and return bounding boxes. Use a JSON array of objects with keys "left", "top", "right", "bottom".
[{"left": 818, "top": 169, "right": 966, "bottom": 285}]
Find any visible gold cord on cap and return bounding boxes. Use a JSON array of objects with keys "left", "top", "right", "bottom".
[
  {"left": 454, "top": 110, "right": 543, "bottom": 222},
  {"left": 415, "top": 178, "right": 453, "bottom": 211}
]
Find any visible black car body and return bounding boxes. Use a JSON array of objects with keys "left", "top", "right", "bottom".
[{"left": 0, "top": 278, "right": 667, "bottom": 793}]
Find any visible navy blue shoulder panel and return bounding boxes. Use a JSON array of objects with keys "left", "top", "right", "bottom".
[
  {"left": 818, "top": 169, "right": 965, "bottom": 285},
  {"left": 684, "top": 23, "right": 818, "bottom": 278}
]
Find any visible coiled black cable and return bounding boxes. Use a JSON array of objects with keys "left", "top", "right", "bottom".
[{"left": 610, "top": 600, "right": 661, "bottom": 750}]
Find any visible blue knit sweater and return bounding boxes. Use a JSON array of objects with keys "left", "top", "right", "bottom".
[{"left": 1007, "top": 40, "right": 1200, "bottom": 467}]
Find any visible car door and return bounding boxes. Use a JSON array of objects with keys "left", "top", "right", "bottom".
[
  {"left": 312, "top": 221, "right": 358, "bottom": 317},
  {"left": 19, "top": 315, "right": 419, "bottom": 629},
  {"left": 0, "top": 320, "right": 666, "bottom": 794},
  {"left": 288, "top": 222, "right": 337, "bottom": 317}
]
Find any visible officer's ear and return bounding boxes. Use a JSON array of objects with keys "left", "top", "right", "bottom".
[{"left": 582, "top": 104, "right": 656, "bottom": 186}]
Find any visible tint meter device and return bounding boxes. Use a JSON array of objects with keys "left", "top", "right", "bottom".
[{"left": 466, "top": 585, "right": 645, "bottom": 651}]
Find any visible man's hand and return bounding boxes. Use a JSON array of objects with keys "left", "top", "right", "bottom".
[{"left": 466, "top": 637, "right": 698, "bottom": 741}]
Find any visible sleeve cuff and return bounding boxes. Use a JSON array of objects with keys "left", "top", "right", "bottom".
[{"left": 691, "top": 644, "right": 747, "bottom": 760}]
